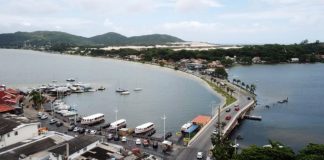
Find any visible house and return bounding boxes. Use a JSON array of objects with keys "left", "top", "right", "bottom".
[
  {"left": 0, "top": 116, "right": 40, "bottom": 148},
  {"left": 49, "top": 135, "right": 100, "bottom": 160},
  {"left": 0, "top": 104, "right": 15, "bottom": 114},
  {"left": 207, "top": 61, "right": 223, "bottom": 68},
  {"left": 252, "top": 57, "right": 262, "bottom": 64},
  {"left": 192, "top": 115, "right": 211, "bottom": 126},
  {"left": 128, "top": 55, "right": 142, "bottom": 61},
  {"left": 291, "top": 58, "right": 299, "bottom": 63},
  {"left": 0, "top": 85, "right": 23, "bottom": 107}
]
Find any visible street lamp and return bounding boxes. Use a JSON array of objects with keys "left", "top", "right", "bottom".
[
  {"left": 115, "top": 108, "right": 118, "bottom": 136},
  {"left": 162, "top": 114, "right": 166, "bottom": 141}
]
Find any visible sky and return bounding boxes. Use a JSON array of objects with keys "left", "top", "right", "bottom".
[{"left": 0, "top": 0, "right": 323, "bottom": 44}]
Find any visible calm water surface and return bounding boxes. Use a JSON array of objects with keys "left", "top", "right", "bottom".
[
  {"left": 228, "top": 64, "right": 324, "bottom": 150},
  {"left": 0, "top": 49, "right": 219, "bottom": 133}
]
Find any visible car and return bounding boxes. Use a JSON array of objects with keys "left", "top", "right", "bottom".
[
  {"left": 37, "top": 112, "right": 43, "bottom": 118},
  {"left": 121, "top": 136, "right": 127, "bottom": 142},
  {"left": 234, "top": 104, "right": 239, "bottom": 107},
  {"left": 68, "top": 125, "right": 75, "bottom": 131},
  {"left": 56, "top": 122, "right": 63, "bottom": 127},
  {"left": 197, "top": 152, "right": 203, "bottom": 159},
  {"left": 49, "top": 119, "right": 57, "bottom": 124},
  {"left": 78, "top": 128, "right": 85, "bottom": 134},
  {"left": 143, "top": 139, "right": 150, "bottom": 147},
  {"left": 212, "top": 130, "right": 219, "bottom": 135},
  {"left": 40, "top": 114, "right": 48, "bottom": 120},
  {"left": 225, "top": 115, "right": 232, "bottom": 120},
  {"left": 90, "top": 130, "right": 97, "bottom": 135},
  {"left": 107, "top": 134, "right": 114, "bottom": 140},
  {"left": 135, "top": 138, "right": 141, "bottom": 145},
  {"left": 165, "top": 132, "right": 172, "bottom": 139},
  {"left": 225, "top": 108, "right": 231, "bottom": 112},
  {"left": 73, "top": 127, "right": 79, "bottom": 132},
  {"left": 113, "top": 135, "right": 120, "bottom": 141},
  {"left": 152, "top": 141, "right": 158, "bottom": 149},
  {"left": 235, "top": 107, "right": 240, "bottom": 111}
]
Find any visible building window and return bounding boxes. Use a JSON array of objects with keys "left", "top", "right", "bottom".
[{"left": 15, "top": 131, "right": 18, "bottom": 136}]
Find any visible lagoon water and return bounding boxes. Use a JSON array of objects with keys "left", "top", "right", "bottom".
[
  {"left": 0, "top": 49, "right": 219, "bottom": 133},
  {"left": 1, "top": 49, "right": 324, "bottom": 150},
  {"left": 228, "top": 64, "right": 324, "bottom": 150}
]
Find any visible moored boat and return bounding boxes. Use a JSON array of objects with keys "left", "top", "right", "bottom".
[
  {"left": 120, "top": 91, "right": 130, "bottom": 95},
  {"left": 98, "top": 86, "right": 106, "bottom": 91},
  {"left": 109, "top": 119, "right": 127, "bottom": 130},
  {"left": 133, "top": 88, "right": 142, "bottom": 91},
  {"left": 81, "top": 113, "right": 105, "bottom": 125}
]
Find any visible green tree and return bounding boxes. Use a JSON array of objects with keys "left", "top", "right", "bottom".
[
  {"left": 234, "top": 140, "right": 295, "bottom": 160},
  {"left": 29, "top": 90, "right": 46, "bottom": 110},
  {"left": 211, "top": 134, "right": 235, "bottom": 160},
  {"left": 214, "top": 67, "right": 228, "bottom": 79},
  {"left": 297, "top": 144, "right": 324, "bottom": 160}
]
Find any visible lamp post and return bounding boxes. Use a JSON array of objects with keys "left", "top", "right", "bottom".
[
  {"left": 162, "top": 114, "right": 166, "bottom": 141},
  {"left": 115, "top": 108, "right": 118, "bottom": 136}
]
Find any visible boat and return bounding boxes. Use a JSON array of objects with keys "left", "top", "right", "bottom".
[
  {"left": 81, "top": 113, "right": 105, "bottom": 125},
  {"left": 66, "top": 78, "right": 75, "bottom": 82},
  {"left": 116, "top": 88, "right": 127, "bottom": 92},
  {"left": 120, "top": 91, "right": 130, "bottom": 95},
  {"left": 135, "top": 122, "right": 155, "bottom": 134},
  {"left": 133, "top": 88, "right": 142, "bottom": 91},
  {"left": 98, "top": 86, "right": 106, "bottom": 91},
  {"left": 181, "top": 122, "right": 193, "bottom": 132},
  {"left": 109, "top": 119, "right": 127, "bottom": 130}
]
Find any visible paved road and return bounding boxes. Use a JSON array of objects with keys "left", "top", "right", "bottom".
[{"left": 176, "top": 77, "right": 254, "bottom": 160}]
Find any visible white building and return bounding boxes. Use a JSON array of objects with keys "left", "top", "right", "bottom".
[
  {"left": 0, "top": 116, "right": 40, "bottom": 148},
  {"left": 291, "top": 58, "right": 299, "bottom": 63}
]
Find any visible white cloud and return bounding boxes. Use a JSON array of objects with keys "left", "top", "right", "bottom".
[{"left": 175, "top": 0, "right": 222, "bottom": 12}]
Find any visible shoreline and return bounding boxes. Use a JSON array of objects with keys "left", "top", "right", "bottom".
[{"left": 1, "top": 48, "right": 227, "bottom": 108}]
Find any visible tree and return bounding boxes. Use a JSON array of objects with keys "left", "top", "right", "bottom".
[
  {"left": 234, "top": 140, "right": 295, "bottom": 160},
  {"left": 29, "top": 90, "right": 46, "bottom": 110},
  {"left": 211, "top": 134, "right": 235, "bottom": 160},
  {"left": 250, "top": 84, "right": 256, "bottom": 93},
  {"left": 214, "top": 67, "right": 228, "bottom": 79},
  {"left": 233, "top": 78, "right": 237, "bottom": 84},
  {"left": 236, "top": 79, "right": 241, "bottom": 85},
  {"left": 297, "top": 143, "right": 324, "bottom": 160},
  {"left": 241, "top": 82, "right": 245, "bottom": 87}
]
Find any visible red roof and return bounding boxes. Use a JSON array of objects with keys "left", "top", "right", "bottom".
[
  {"left": 192, "top": 115, "right": 211, "bottom": 126},
  {"left": 6, "top": 88, "right": 19, "bottom": 95},
  {"left": 0, "top": 104, "right": 15, "bottom": 113}
]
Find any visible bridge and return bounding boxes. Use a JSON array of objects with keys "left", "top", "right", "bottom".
[{"left": 176, "top": 76, "right": 256, "bottom": 160}]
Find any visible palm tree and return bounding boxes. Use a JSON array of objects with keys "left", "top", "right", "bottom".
[
  {"left": 250, "top": 84, "right": 256, "bottom": 93},
  {"left": 233, "top": 78, "right": 236, "bottom": 84},
  {"left": 241, "top": 82, "right": 245, "bottom": 87},
  {"left": 29, "top": 90, "right": 47, "bottom": 111},
  {"left": 236, "top": 79, "right": 241, "bottom": 85},
  {"left": 246, "top": 84, "right": 250, "bottom": 90}
]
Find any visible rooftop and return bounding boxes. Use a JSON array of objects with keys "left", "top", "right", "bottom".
[
  {"left": 0, "top": 104, "right": 15, "bottom": 113},
  {"left": 49, "top": 135, "right": 100, "bottom": 156},
  {"left": 192, "top": 115, "right": 211, "bottom": 126}
]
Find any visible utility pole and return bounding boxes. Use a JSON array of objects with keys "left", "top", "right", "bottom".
[
  {"left": 162, "top": 114, "right": 167, "bottom": 141},
  {"left": 115, "top": 108, "right": 118, "bottom": 136},
  {"left": 217, "top": 105, "right": 222, "bottom": 141}
]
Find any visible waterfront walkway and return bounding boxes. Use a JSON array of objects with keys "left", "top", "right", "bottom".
[{"left": 176, "top": 76, "right": 255, "bottom": 160}]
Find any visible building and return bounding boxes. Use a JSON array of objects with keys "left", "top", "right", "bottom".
[
  {"left": 0, "top": 85, "right": 23, "bottom": 107},
  {"left": 0, "top": 132, "right": 74, "bottom": 160},
  {"left": 291, "top": 58, "right": 299, "bottom": 63},
  {"left": 0, "top": 116, "right": 40, "bottom": 148},
  {"left": 192, "top": 115, "right": 211, "bottom": 126},
  {"left": 207, "top": 60, "right": 223, "bottom": 68},
  {"left": 0, "top": 104, "right": 15, "bottom": 114},
  {"left": 252, "top": 57, "right": 262, "bottom": 64},
  {"left": 49, "top": 135, "right": 100, "bottom": 160}
]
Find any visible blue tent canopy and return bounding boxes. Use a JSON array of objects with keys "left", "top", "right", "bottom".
[{"left": 184, "top": 124, "right": 199, "bottom": 133}]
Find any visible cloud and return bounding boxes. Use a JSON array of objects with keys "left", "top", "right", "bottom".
[{"left": 175, "top": 0, "right": 222, "bottom": 12}]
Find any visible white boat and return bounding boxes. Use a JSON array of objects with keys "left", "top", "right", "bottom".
[
  {"left": 62, "top": 111, "right": 78, "bottom": 117},
  {"left": 66, "top": 78, "right": 75, "bottom": 82},
  {"left": 181, "top": 122, "right": 193, "bottom": 131},
  {"left": 120, "top": 91, "right": 130, "bottom": 95},
  {"left": 116, "top": 88, "right": 127, "bottom": 92},
  {"left": 133, "top": 88, "right": 142, "bottom": 91},
  {"left": 135, "top": 122, "right": 155, "bottom": 134},
  {"left": 98, "top": 86, "right": 106, "bottom": 91},
  {"left": 54, "top": 104, "right": 71, "bottom": 110},
  {"left": 81, "top": 113, "right": 105, "bottom": 125},
  {"left": 109, "top": 119, "right": 127, "bottom": 130}
]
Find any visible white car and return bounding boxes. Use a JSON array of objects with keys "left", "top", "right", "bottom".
[
  {"left": 73, "top": 127, "right": 79, "bottom": 132},
  {"left": 135, "top": 138, "right": 141, "bottom": 145},
  {"left": 40, "top": 114, "right": 48, "bottom": 120},
  {"left": 121, "top": 136, "right": 127, "bottom": 142},
  {"left": 37, "top": 112, "right": 43, "bottom": 118},
  {"left": 90, "top": 130, "right": 97, "bottom": 135},
  {"left": 197, "top": 152, "right": 203, "bottom": 159}
]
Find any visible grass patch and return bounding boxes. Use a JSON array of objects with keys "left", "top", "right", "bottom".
[{"left": 203, "top": 78, "right": 237, "bottom": 107}]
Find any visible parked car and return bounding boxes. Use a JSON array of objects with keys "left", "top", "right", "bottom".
[
  {"left": 135, "top": 138, "right": 141, "bottom": 145},
  {"left": 90, "top": 130, "right": 97, "bottom": 135},
  {"left": 56, "top": 122, "right": 63, "bottom": 127},
  {"left": 37, "top": 112, "right": 43, "bottom": 118},
  {"left": 114, "top": 135, "right": 120, "bottom": 141},
  {"left": 225, "top": 115, "right": 232, "bottom": 120},
  {"left": 121, "top": 136, "right": 127, "bottom": 142},
  {"left": 152, "top": 141, "right": 158, "bottom": 149},
  {"left": 212, "top": 130, "right": 219, "bottom": 135},
  {"left": 49, "top": 119, "right": 57, "bottom": 124},
  {"left": 197, "top": 152, "right": 203, "bottom": 159},
  {"left": 68, "top": 125, "right": 75, "bottom": 131},
  {"left": 40, "top": 114, "right": 48, "bottom": 120},
  {"left": 107, "top": 134, "right": 114, "bottom": 141},
  {"left": 78, "top": 128, "right": 85, "bottom": 134},
  {"left": 143, "top": 139, "right": 150, "bottom": 147},
  {"left": 235, "top": 107, "right": 240, "bottom": 111},
  {"left": 73, "top": 127, "right": 79, "bottom": 132},
  {"left": 226, "top": 108, "right": 231, "bottom": 112}
]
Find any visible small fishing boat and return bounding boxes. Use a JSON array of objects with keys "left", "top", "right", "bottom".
[
  {"left": 134, "top": 88, "right": 142, "bottom": 91},
  {"left": 116, "top": 88, "right": 127, "bottom": 92},
  {"left": 98, "top": 86, "right": 106, "bottom": 91},
  {"left": 120, "top": 91, "right": 130, "bottom": 95}
]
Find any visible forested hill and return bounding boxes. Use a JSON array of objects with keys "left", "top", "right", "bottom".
[{"left": 0, "top": 31, "right": 184, "bottom": 47}]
